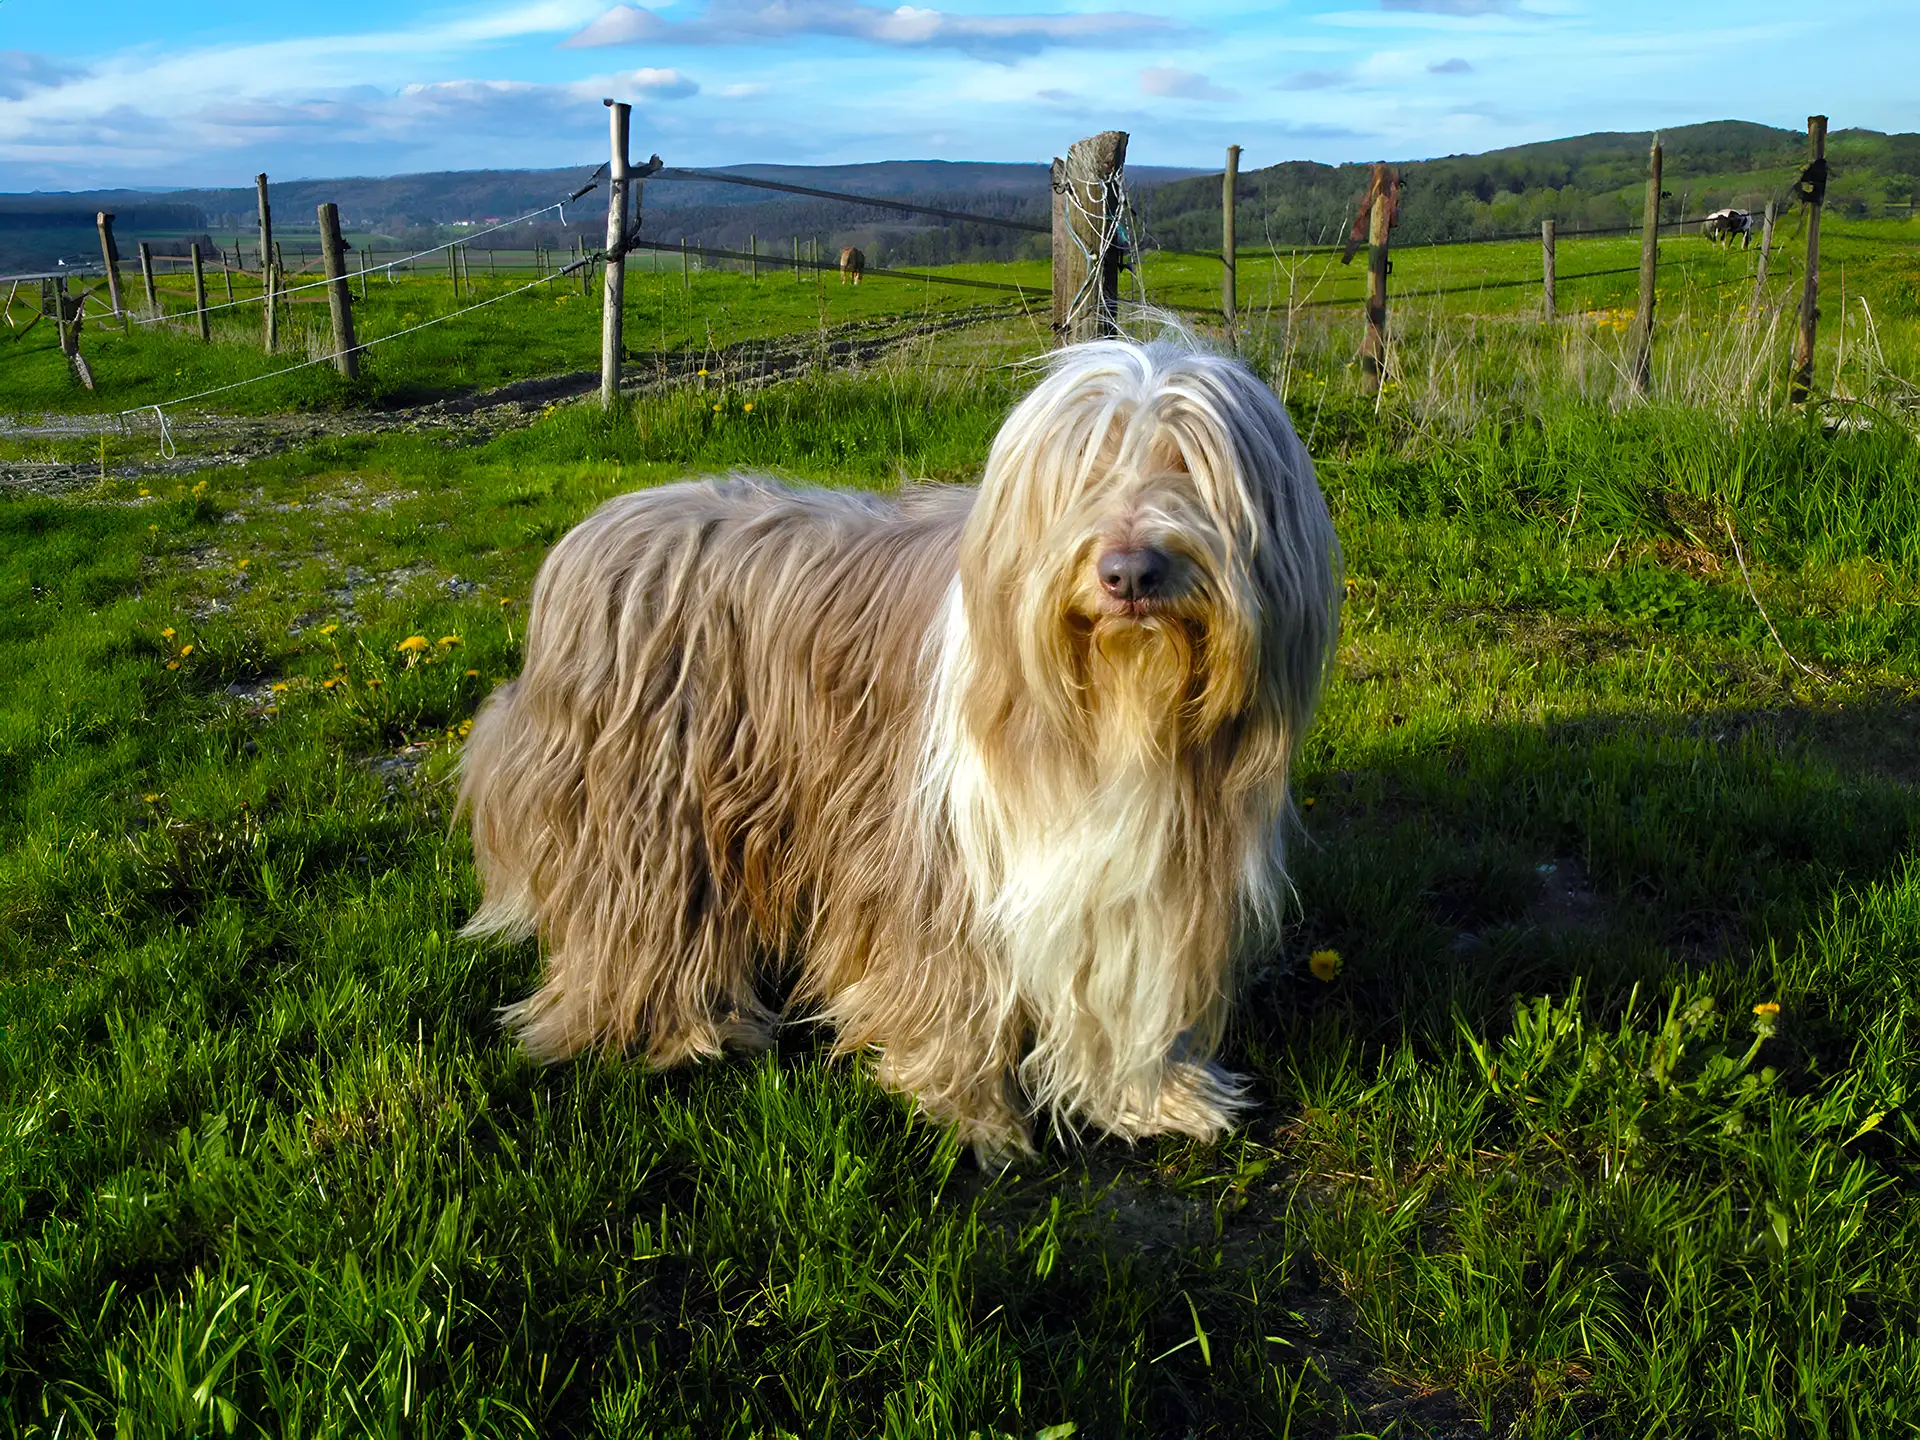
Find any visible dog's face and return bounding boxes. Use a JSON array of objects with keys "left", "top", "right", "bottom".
[{"left": 961, "top": 340, "right": 1331, "bottom": 773}]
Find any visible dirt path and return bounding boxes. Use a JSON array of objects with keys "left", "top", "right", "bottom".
[{"left": 1, "top": 305, "right": 1023, "bottom": 493}]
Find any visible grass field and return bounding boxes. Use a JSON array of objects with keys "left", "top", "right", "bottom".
[{"left": 5, "top": 222, "right": 1920, "bottom": 1436}]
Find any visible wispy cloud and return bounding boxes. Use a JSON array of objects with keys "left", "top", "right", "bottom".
[
  {"left": 0, "top": 50, "right": 82, "bottom": 102},
  {"left": 1277, "top": 66, "right": 1350, "bottom": 90},
  {"left": 631, "top": 66, "right": 700, "bottom": 97},
  {"left": 1382, "top": 0, "right": 1515, "bottom": 13},
  {"left": 564, "top": 1, "right": 1185, "bottom": 59},
  {"left": 1139, "top": 66, "right": 1237, "bottom": 102},
  {"left": 1428, "top": 55, "right": 1474, "bottom": 72}
]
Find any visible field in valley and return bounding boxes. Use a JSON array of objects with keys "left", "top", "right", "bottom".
[{"left": 4, "top": 220, "right": 1920, "bottom": 1437}]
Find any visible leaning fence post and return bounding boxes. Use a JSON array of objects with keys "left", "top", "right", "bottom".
[
  {"left": 1790, "top": 116, "right": 1827, "bottom": 404},
  {"left": 1050, "top": 129, "right": 1129, "bottom": 346},
  {"left": 138, "top": 240, "right": 158, "bottom": 316},
  {"left": 1750, "top": 200, "right": 1776, "bottom": 319},
  {"left": 1360, "top": 164, "right": 1395, "bottom": 395},
  {"left": 255, "top": 172, "right": 273, "bottom": 282},
  {"left": 318, "top": 202, "right": 358, "bottom": 379},
  {"left": 1221, "top": 143, "right": 1240, "bottom": 342},
  {"left": 601, "top": 98, "right": 633, "bottom": 410},
  {"left": 1629, "top": 133, "right": 1662, "bottom": 393},
  {"left": 95, "top": 212, "right": 127, "bottom": 329},
  {"left": 191, "top": 242, "right": 210, "bottom": 341},
  {"left": 1541, "top": 218, "right": 1556, "bottom": 321}
]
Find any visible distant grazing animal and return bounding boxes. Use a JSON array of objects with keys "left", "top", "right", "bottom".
[
  {"left": 458, "top": 330, "right": 1343, "bottom": 1161},
  {"left": 839, "top": 246, "right": 866, "bottom": 285},
  {"left": 1702, "top": 209, "right": 1753, "bottom": 248}
]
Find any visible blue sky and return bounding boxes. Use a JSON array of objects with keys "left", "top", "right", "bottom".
[{"left": 0, "top": 0, "right": 1911, "bottom": 189}]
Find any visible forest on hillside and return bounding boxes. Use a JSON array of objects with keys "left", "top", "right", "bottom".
[
  {"left": 5, "top": 121, "right": 1915, "bottom": 275},
  {"left": 1142, "top": 121, "right": 1920, "bottom": 254}
]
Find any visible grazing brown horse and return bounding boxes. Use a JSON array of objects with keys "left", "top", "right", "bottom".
[{"left": 839, "top": 247, "right": 866, "bottom": 285}]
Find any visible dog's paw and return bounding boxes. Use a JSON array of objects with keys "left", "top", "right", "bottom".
[{"left": 1102, "top": 1060, "right": 1251, "bottom": 1141}]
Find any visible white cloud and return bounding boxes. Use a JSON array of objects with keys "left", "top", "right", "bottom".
[
  {"left": 718, "top": 81, "right": 769, "bottom": 98},
  {"left": 630, "top": 66, "right": 700, "bottom": 97},
  {"left": 1139, "top": 66, "right": 1237, "bottom": 103},
  {"left": 1429, "top": 56, "right": 1474, "bottom": 73},
  {"left": 563, "top": 1, "right": 1185, "bottom": 59}
]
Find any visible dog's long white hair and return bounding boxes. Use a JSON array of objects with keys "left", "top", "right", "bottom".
[{"left": 459, "top": 330, "right": 1341, "bottom": 1155}]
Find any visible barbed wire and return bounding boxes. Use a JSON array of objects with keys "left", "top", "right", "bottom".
[{"left": 120, "top": 167, "right": 606, "bottom": 327}]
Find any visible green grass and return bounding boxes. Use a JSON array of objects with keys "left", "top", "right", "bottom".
[{"left": 6, "top": 243, "right": 1920, "bottom": 1436}]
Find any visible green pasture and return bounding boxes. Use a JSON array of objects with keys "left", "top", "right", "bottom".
[{"left": 4, "top": 225, "right": 1920, "bottom": 1437}]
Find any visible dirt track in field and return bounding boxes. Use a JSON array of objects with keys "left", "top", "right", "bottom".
[{"left": 0, "top": 304, "right": 1030, "bottom": 493}]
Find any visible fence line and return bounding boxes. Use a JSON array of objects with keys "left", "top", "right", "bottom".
[
  {"left": 653, "top": 166, "right": 1051, "bottom": 235},
  {"left": 626, "top": 237, "right": 1047, "bottom": 296}
]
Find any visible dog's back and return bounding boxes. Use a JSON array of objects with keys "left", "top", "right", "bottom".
[{"left": 459, "top": 477, "right": 970, "bottom": 1062}]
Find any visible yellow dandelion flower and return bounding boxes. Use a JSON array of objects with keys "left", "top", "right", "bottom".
[
  {"left": 466, "top": 668, "right": 480, "bottom": 677},
  {"left": 319, "top": 623, "right": 339, "bottom": 636},
  {"left": 138, "top": 488, "right": 150, "bottom": 497},
  {"left": 743, "top": 402, "right": 754, "bottom": 413},
  {"left": 396, "top": 635, "right": 430, "bottom": 654},
  {"left": 499, "top": 597, "right": 514, "bottom": 607},
  {"left": 237, "top": 559, "right": 249, "bottom": 570},
  {"left": 437, "top": 635, "right": 460, "bottom": 648},
  {"left": 142, "top": 793, "right": 160, "bottom": 804},
  {"left": 1753, "top": 1001, "right": 1781, "bottom": 1018},
  {"left": 712, "top": 403, "right": 722, "bottom": 412},
  {"left": 1303, "top": 796, "right": 1316, "bottom": 809},
  {"left": 161, "top": 627, "right": 176, "bottom": 640},
  {"left": 323, "top": 677, "right": 339, "bottom": 689},
  {"left": 1309, "top": 948, "right": 1342, "bottom": 983},
  {"left": 697, "top": 368, "right": 709, "bottom": 377},
  {"left": 166, "top": 660, "right": 179, "bottom": 671},
  {"left": 178, "top": 644, "right": 193, "bottom": 657},
  {"left": 148, "top": 524, "right": 159, "bottom": 533},
  {"left": 366, "top": 677, "right": 382, "bottom": 689},
  {"left": 270, "top": 682, "right": 288, "bottom": 693}
]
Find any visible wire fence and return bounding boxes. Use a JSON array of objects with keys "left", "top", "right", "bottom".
[{"left": 4, "top": 144, "right": 1850, "bottom": 448}]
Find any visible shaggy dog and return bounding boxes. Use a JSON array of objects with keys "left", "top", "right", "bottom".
[{"left": 459, "top": 333, "right": 1341, "bottom": 1156}]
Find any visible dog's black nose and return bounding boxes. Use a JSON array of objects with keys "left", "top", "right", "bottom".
[{"left": 1098, "top": 546, "right": 1170, "bottom": 601}]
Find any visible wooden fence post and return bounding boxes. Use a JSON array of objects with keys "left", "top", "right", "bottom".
[
  {"left": 750, "top": 233, "right": 758, "bottom": 280},
  {"left": 318, "top": 202, "right": 358, "bottom": 379},
  {"left": 1541, "top": 218, "right": 1556, "bottom": 321},
  {"left": 191, "top": 242, "right": 210, "bottom": 341},
  {"left": 264, "top": 259, "right": 279, "bottom": 354},
  {"left": 1750, "top": 199, "right": 1775, "bottom": 318},
  {"left": 1222, "top": 143, "right": 1240, "bottom": 341},
  {"left": 1050, "top": 129, "right": 1129, "bottom": 346},
  {"left": 448, "top": 243, "right": 460, "bottom": 297},
  {"left": 682, "top": 236, "right": 689, "bottom": 290},
  {"left": 255, "top": 173, "right": 273, "bottom": 276},
  {"left": 601, "top": 98, "right": 633, "bottom": 410},
  {"left": 792, "top": 235, "right": 799, "bottom": 279},
  {"left": 1629, "top": 133, "right": 1662, "bottom": 393},
  {"left": 223, "top": 259, "right": 235, "bottom": 305},
  {"left": 1790, "top": 116, "right": 1827, "bottom": 404},
  {"left": 138, "top": 241, "right": 158, "bottom": 315},
  {"left": 1360, "top": 164, "right": 1395, "bottom": 395},
  {"left": 95, "top": 212, "right": 126, "bottom": 329}
]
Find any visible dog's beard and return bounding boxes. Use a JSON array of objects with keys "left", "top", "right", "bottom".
[{"left": 1085, "top": 612, "right": 1196, "bottom": 761}]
